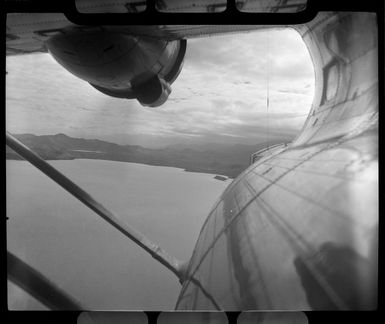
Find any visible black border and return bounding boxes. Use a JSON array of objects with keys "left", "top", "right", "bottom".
[{"left": 3, "top": 0, "right": 383, "bottom": 323}]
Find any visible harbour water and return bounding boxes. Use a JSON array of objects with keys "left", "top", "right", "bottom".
[{"left": 6, "top": 159, "right": 229, "bottom": 310}]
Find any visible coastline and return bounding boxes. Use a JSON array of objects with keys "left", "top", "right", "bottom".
[{"left": 6, "top": 156, "right": 235, "bottom": 180}]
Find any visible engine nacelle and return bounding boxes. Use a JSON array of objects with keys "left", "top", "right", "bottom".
[{"left": 46, "top": 28, "right": 186, "bottom": 107}]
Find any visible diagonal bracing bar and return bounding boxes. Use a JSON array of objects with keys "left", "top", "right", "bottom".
[
  {"left": 7, "top": 251, "right": 83, "bottom": 310},
  {"left": 6, "top": 132, "right": 185, "bottom": 281}
]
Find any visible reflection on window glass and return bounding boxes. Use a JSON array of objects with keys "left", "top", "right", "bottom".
[
  {"left": 156, "top": 0, "right": 226, "bottom": 12},
  {"left": 75, "top": 0, "right": 146, "bottom": 13},
  {"left": 188, "top": 216, "right": 212, "bottom": 273},
  {"left": 205, "top": 233, "right": 240, "bottom": 308},
  {"left": 213, "top": 201, "right": 225, "bottom": 238},
  {"left": 186, "top": 233, "right": 239, "bottom": 309},
  {"left": 236, "top": 0, "right": 307, "bottom": 12}
]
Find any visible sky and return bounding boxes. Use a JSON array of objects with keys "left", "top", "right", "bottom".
[{"left": 6, "top": 27, "right": 315, "bottom": 148}]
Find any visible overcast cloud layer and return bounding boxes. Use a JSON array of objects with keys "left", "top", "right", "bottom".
[{"left": 6, "top": 28, "right": 314, "bottom": 148}]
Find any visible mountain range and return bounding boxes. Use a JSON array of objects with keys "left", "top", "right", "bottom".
[{"left": 6, "top": 133, "right": 293, "bottom": 178}]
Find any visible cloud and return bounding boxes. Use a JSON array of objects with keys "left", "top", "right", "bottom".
[{"left": 6, "top": 27, "right": 314, "bottom": 147}]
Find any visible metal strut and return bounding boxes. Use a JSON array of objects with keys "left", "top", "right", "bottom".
[
  {"left": 7, "top": 251, "right": 83, "bottom": 310},
  {"left": 6, "top": 132, "right": 185, "bottom": 282}
]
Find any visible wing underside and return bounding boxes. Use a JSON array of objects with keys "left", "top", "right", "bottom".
[{"left": 6, "top": 12, "right": 274, "bottom": 55}]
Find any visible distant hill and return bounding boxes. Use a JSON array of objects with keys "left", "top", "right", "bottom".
[{"left": 6, "top": 134, "right": 293, "bottom": 178}]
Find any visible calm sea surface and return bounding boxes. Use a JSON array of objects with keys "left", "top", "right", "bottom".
[{"left": 6, "top": 159, "right": 229, "bottom": 310}]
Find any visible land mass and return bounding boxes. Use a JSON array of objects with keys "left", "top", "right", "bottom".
[{"left": 6, "top": 134, "right": 293, "bottom": 179}]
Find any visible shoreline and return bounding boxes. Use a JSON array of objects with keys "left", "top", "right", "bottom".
[{"left": 6, "top": 157, "right": 235, "bottom": 180}]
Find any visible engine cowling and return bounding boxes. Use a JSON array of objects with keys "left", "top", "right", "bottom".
[
  {"left": 46, "top": 27, "right": 187, "bottom": 107},
  {"left": 90, "top": 74, "right": 172, "bottom": 107}
]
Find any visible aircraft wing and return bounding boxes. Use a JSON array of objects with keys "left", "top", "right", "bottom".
[
  {"left": 8, "top": 0, "right": 305, "bottom": 56},
  {"left": 6, "top": 11, "right": 272, "bottom": 56}
]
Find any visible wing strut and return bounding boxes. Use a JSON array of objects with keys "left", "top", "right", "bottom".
[
  {"left": 7, "top": 251, "right": 83, "bottom": 310},
  {"left": 6, "top": 132, "right": 186, "bottom": 283}
]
